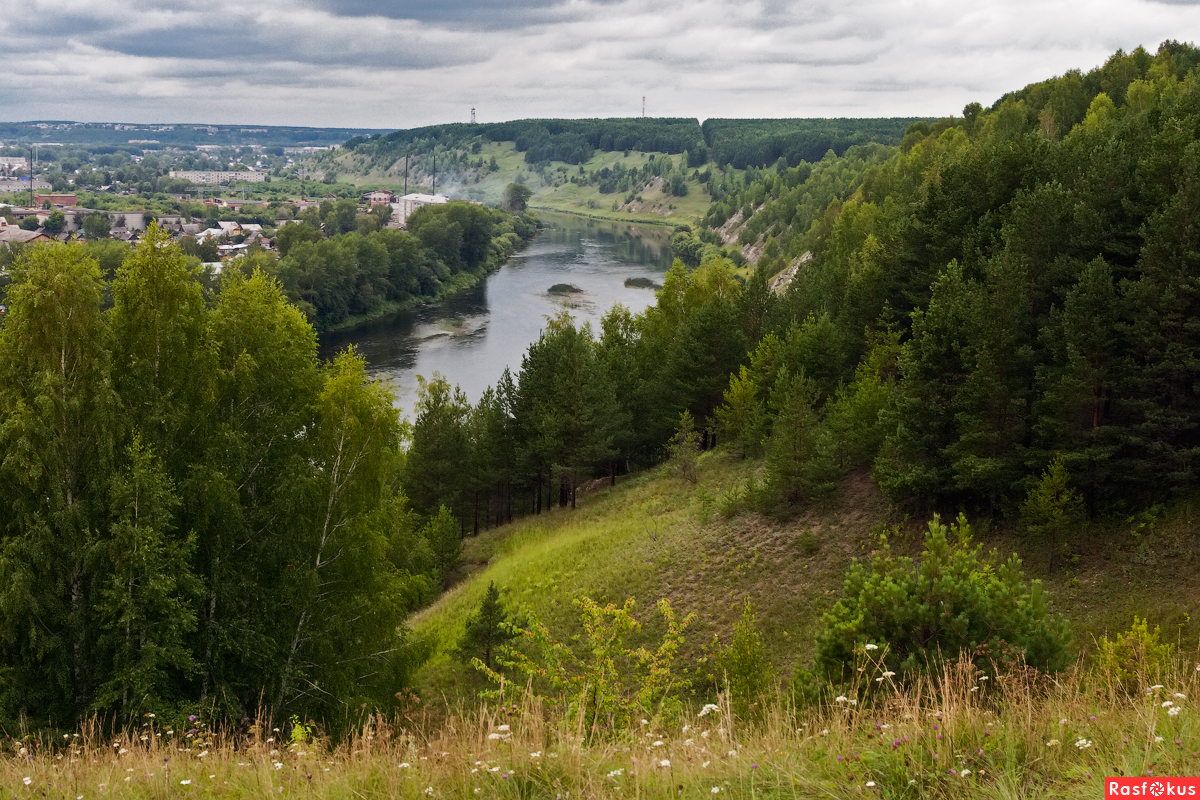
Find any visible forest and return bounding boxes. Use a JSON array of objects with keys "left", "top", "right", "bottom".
[{"left": 2, "top": 40, "right": 1200, "bottom": 741}]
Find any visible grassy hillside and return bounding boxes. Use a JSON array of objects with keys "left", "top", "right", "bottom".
[
  {"left": 411, "top": 448, "right": 1200, "bottom": 705},
  {"left": 331, "top": 140, "right": 725, "bottom": 227}
]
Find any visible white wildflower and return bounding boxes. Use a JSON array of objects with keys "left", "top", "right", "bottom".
[
  {"left": 1162, "top": 701, "right": 1174, "bottom": 708},
  {"left": 273, "top": 762, "right": 283, "bottom": 770},
  {"left": 487, "top": 733, "right": 501, "bottom": 741},
  {"left": 180, "top": 780, "right": 191, "bottom": 786},
  {"left": 835, "top": 695, "right": 849, "bottom": 703},
  {"left": 1155, "top": 736, "right": 1164, "bottom": 743},
  {"left": 698, "top": 704, "right": 720, "bottom": 717},
  {"left": 652, "top": 740, "right": 664, "bottom": 747},
  {"left": 961, "top": 769, "right": 972, "bottom": 778},
  {"left": 23, "top": 777, "right": 32, "bottom": 786},
  {"left": 530, "top": 752, "right": 541, "bottom": 758},
  {"left": 497, "top": 724, "right": 510, "bottom": 733},
  {"left": 1169, "top": 707, "right": 1182, "bottom": 717},
  {"left": 702, "top": 761, "right": 710, "bottom": 768},
  {"left": 1175, "top": 693, "right": 1187, "bottom": 699},
  {"left": 424, "top": 788, "right": 434, "bottom": 796},
  {"left": 711, "top": 788, "right": 722, "bottom": 794},
  {"left": 399, "top": 763, "right": 411, "bottom": 769},
  {"left": 659, "top": 759, "right": 671, "bottom": 768},
  {"left": 864, "top": 643, "right": 879, "bottom": 651},
  {"left": 1046, "top": 739, "right": 1060, "bottom": 747},
  {"left": 866, "top": 781, "right": 876, "bottom": 787},
  {"left": 607, "top": 769, "right": 623, "bottom": 778}
]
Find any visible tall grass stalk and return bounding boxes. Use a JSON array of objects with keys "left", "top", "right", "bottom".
[{"left": 5, "top": 653, "right": 1199, "bottom": 798}]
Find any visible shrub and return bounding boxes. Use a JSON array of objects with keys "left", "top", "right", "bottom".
[
  {"left": 814, "top": 513, "right": 1071, "bottom": 682},
  {"left": 1094, "top": 616, "right": 1175, "bottom": 696},
  {"left": 711, "top": 600, "right": 774, "bottom": 720}
]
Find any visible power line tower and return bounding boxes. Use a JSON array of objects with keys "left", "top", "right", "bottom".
[
  {"left": 470, "top": 107, "right": 476, "bottom": 124},
  {"left": 642, "top": 96, "right": 645, "bottom": 118}
]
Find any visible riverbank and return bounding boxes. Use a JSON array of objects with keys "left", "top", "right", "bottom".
[{"left": 320, "top": 265, "right": 494, "bottom": 335}]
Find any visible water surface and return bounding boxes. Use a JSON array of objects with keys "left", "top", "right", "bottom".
[{"left": 318, "top": 212, "right": 673, "bottom": 416}]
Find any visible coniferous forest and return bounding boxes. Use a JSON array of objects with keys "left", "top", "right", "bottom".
[{"left": 2, "top": 41, "right": 1200, "bottom": 741}]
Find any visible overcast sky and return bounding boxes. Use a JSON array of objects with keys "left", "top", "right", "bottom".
[{"left": 1, "top": 0, "right": 1198, "bottom": 130}]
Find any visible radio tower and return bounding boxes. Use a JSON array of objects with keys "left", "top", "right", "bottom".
[
  {"left": 642, "top": 96, "right": 645, "bottom": 117},
  {"left": 471, "top": 107, "right": 476, "bottom": 124}
]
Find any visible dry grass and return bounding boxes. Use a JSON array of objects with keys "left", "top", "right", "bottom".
[{"left": 6, "top": 653, "right": 1200, "bottom": 799}]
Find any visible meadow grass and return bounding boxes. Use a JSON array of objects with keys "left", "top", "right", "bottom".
[{"left": 7, "top": 654, "right": 1200, "bottom": 799}]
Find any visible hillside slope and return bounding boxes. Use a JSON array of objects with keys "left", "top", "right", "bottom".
[{"left": 410, "top": 448, "right": 1200, "bottom": 704}]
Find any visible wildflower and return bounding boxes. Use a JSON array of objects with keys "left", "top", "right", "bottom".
[
  {"left": 864, "top": 643, "right": 879, "bottom": 651},
  {"left": 487, "top": 733, "right": 502, "bottom": 741},
  {"left": 198, "top": 750, "right": 209, "bottom": 758},
  {"left": 702, "top": 761, "right": 710, "bottom": 768},
  {"left": 961, "top": 770, "right": 972, "bottom": 778},
  {"left": 866, "top": 781, "right": 876, "bottom": 787},
  {"left": 273, "top": 762, "right": 283, "bottom": 770},
  {"left": 881, "top": 671, "right": 895, "bottom": 678},
  {"left": 1156, "top": 737, "right": 1165, "bottom": 743},
  {"left": 180, "top": 780, "right": 191, "bottom": 786},
  {"left": 23, "top": 777, "right": 32, "bottom": 786},
  {"left": 1170, "top": 707, "right": 1182, "bottom": 717},
  {"left": 497, "top": 724, "right": 510, "bottom": 732},
  {"left": 1046, "top": 740, "right": 1060, "bottom": 747},
  {"left": 659, "top": 759, "right": 671, "bottom": 768},
  {"left": 425, "top": 788, "right": 434, "bottom": 796},
  {"left": 530, "top": 752, "right": 541, "bottom": 758},
  {"left": 119, "top": 748, "right": 128, "bottom": 755},
  {"left": 1149, "top": 685, "right": 1165, "bottom": 692},
  {"left": 1163, "top": 701, "right": 1175, "bottom": 708},
  {"left": 652, "top": 741, "right": 664, "bottom": 747},
  {"left": 607, "top": 769, "right": 623, "bottom": 778},
  {"left": 1059, "top": 719, "right": 1069, "bottom": 726},
  {"left": 909, "top": 780, "right": 917, "bottom": 785},
  {"left": 728, "top": 750, "right": 738, "bottom": 757},
  {"left": 1176, "top": 693, "right": 1187, "bottom": 699},
  {"left": 699, "top": 704, "right": 720, "bottom": 717},
  {"left": 835, "top": 696, "right": 849, "bottom": 703},
  {"left": 399, "top": 763, "right": 411, "bottom": 769},
  {"left": 751, "top": 763, "right": 759, "bottom": 770},
  {"left": 1075, "top": 739, "right": 1092, "bottom": 749},
  {"left": 684, "top": 739, "right": 695, "bottom": 746},
  {"left": 701, "top": 731, "right": 710, "bottom": 739},
  {"left": 711, "top": 788, "right": 722, "bottom": 794}
]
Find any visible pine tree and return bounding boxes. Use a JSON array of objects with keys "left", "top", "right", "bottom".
[{"left": 455, "top": 581, "right": 517, "bottom": 670}]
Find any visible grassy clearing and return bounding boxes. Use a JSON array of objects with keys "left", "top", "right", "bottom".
[
  {"left": 7, "top": 656, "right": 1200, "bottom": 798},
  {"left": 333, "top": 141, "right": 732, "bottom": 227},
  {"left": 414, "top": 448, "right": 1200, "bottom": 708}
]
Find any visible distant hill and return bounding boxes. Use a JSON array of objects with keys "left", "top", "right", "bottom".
[{"left": 0, "top": 121, "right": 392, "bottom": 148}]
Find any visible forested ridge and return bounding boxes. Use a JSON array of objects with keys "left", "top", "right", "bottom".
[
  {"left": 342, "top": 117, "right": 924, "bottom": 171},
  {"left": 2, "top": 41, "right": 1200, "bottom": 736}
]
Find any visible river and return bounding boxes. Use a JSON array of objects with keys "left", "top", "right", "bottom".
[{"left": 318, "top": 211, "right": 674, "bottom": 417}]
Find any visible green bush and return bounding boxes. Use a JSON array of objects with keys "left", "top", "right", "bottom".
[
  {"left": 1094, "top": 616, "right": 1175, "bottom": 696},
  {"left": 712, "top": 600, "right": 775, "bottom": 719},
  {"left": 814, "top": 513, "right": 1071, "bottom": 682}
]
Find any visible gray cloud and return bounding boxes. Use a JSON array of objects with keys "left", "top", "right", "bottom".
[{"left": 0, "top": 0, "right": 1198, "bottom": 128}]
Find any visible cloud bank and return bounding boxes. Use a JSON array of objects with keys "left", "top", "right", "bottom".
[{"left": 2, "top": 0, "right": 1199, "bottom": 128}]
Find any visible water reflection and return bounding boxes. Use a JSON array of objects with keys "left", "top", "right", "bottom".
[{"left": 318, "top": 212, "right": 673, "bottom": 416}]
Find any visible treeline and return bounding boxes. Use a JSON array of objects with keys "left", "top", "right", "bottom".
[
  {"left": 0, "top": 229, "right": 454, "bottom": 731},
  {"left": 343, "top": 117, "right": 928, "bottom": 170},
  {"left": 701, "top": 117, "right": 923, "bottom": 170},
  {"left": 707, "top": 40, "right": 1200, "bottom": 517},
  {"left": 270, "top": 200, "right": 538, "bottom": 329},
  {"left": 400, "top": 260, "right": 765, "bottom": 532}
]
